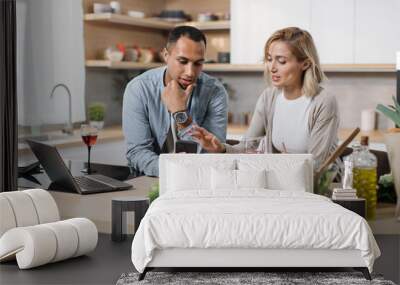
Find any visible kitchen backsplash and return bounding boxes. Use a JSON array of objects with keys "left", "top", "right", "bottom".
[{"left": 86, "top": 69, "right": 396, "bottom": 130}]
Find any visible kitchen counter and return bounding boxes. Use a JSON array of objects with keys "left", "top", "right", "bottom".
[
  {"left": 228, "top": 124, "right": 386, "bottom": 151},
  {"left": 18, "top": 126, "right": 124, "bottom": 154},
  {"left": 228, "top": 124, "right": 385, "bottom": 142},
  {"left": 18, "top": 125, "right": 386, "bottom": 154},
  {"left": 48, "top": 175, "right": 157, "bottom": 234}
]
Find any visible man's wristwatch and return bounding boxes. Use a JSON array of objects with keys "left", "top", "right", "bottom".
[{"left": 173, "top": 110, "right": 189, "bottom": 124}]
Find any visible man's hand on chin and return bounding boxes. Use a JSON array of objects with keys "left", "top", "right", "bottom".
[{"left": 161, "top": 80, "right": 194, "bottom": 114}]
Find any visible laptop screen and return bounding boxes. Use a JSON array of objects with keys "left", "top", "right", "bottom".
[{"left": 26, "top": 140, "right": 81, "bottom": 193}]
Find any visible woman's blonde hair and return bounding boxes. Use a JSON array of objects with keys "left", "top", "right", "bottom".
[{"left": 264, "top": 27, "right": 326, "bottom": 97}]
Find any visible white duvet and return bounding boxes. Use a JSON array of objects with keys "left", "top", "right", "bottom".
[{"left": 131, "top": 190, "right": 380, "bottom": 273}]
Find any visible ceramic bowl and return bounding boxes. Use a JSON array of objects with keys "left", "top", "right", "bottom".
[
  {"left": 104, "top": 48, "right": 124, "bottom": 62},
  {"left": 93, "top": 3, "right": 112, "bottom": 14}
]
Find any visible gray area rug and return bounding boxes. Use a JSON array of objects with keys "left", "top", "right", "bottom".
[{"left": 116, "top": 271, "right": 396, "bottom": 285}]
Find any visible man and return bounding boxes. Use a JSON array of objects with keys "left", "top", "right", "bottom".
[{"left": 122, "top": 26, "right": 228, "bottom": 177}]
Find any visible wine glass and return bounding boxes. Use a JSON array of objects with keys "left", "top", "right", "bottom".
[
  {"left": 80, "top": 124, "right": 98, "bottom": 174},
  {"left": 243, "top": 136, "right": 266, "bottom": 154}
]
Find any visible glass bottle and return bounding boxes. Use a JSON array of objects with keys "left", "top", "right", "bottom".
[{"left": 352, "top": 136, "right": 378, "bottom": 220}]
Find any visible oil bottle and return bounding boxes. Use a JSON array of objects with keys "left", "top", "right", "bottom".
[{"left": 352, "top": 136, "right": 378, "bottom": 220}]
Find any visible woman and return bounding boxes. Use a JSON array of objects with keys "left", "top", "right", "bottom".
[{"left": 192, "top": 27, "right": 339, "bottom": 170}]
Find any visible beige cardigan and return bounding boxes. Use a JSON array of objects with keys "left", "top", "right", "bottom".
[{"left": 225, "top": 87, "right": 339, "bottom": 170}]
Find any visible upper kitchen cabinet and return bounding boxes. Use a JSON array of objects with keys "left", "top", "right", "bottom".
[
  {"left": 231, "top": 0, "right": 354, "bottom": 64},
  {"left": 354, "top": 0, "right": 400, "bottom": 64},
  {"left": 231, "top": 0, "right": 397, "bottom": 69},
  {"left": 310, "top": 0, "right": 354, "bottom": 64},
  {"left": 231, "top": 0, "right": 311, "bottom": 64}
]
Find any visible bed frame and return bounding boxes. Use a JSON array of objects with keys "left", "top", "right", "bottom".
[
  {"left": 138, "top": 154, "right": 372, "bottom": 281},
  {"left": 139, "top": 248, "right": 371, "bottom": 280}
]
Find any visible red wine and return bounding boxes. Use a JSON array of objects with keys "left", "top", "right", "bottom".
[{"left": 81, "top": 135, "right": 98, "bottom": 146}]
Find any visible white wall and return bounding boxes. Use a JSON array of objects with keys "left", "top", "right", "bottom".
[
  {"left": 231, "top": 0, "right": 400, "bottom": 64},
  {"left": 16, "top": 0, "right": 86, "bottom": 126}
]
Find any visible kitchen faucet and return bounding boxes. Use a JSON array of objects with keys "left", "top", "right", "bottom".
[{"left": 50, "top": 83, "right": 73, "bottom": 135}]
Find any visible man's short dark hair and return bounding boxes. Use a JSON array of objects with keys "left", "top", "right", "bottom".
[{"left": 166, "top": 26, "right": 207, "bottom": 50}]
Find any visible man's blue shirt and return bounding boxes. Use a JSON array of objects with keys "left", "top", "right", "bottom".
[{"left": 122, "top": 67, "right": 228, "bottom": 177}]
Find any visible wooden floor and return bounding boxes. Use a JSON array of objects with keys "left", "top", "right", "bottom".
[{"left": 0, "top": 234, "right": 398, "bottom": 285}]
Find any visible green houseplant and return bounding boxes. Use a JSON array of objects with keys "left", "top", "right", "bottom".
[
  {"left": 148, "top": 182, "right": 159, "bottom": 204},
  {"left": 88, "top": 102, "right": 106, "bottom": 129},
  {"left": 376, "top": 96, "right": 400, "bottom": 221},
  {"left": 376, "top": 96, "right": 400, "bottom": 127}
]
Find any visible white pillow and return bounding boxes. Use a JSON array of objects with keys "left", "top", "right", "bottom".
[
  {"left": 238, "top": 160, "right": 308, "bottom": 191},
  {"left": 167, "top": 160, "right": 236, "bottom": 192},
  {"left": 211, "top": 168, "right": 236, "bottom": 190},
  {"left": 211, "top": 168, "right": 267, "bottom": 190},
  {"left": 236, "top": 169, "right": 267, "bottom": 189},
  {"left": 168, "top": 162, "right": 210, "bottom": 191},
  {"left": 266, "top": 162, "right": 307, "bottom": 191}
]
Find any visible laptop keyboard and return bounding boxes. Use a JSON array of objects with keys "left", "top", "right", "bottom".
[
  {"left": 86, "top": 174, "right": 131, "bottom": 188},
  {"left": 74, "top": 176, "right": 113, "bottom": 192}
]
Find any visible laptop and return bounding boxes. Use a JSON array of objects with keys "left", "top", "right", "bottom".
[{"left": 26, "top": 139, "right": 133, "bottom": 194}]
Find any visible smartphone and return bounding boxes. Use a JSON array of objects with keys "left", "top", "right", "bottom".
[{"left": 175, "top": 140, "right": 198, "bottom": 153}]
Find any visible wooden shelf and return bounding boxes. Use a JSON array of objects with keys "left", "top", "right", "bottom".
[
  {"left": 86, "top": 61, "right": 261, "bottom": 72},
  {"left": 85, "top": 61, "right": 264, "bottom": 72},
  {"left": 84, "top": 13, "right": 174, "bottom": 30},
  {"left": 84, "top": 13, "right": 230, "bottom": 31},
  {"left": 85, "top": 60, "right": 163, "bottom": 70},
  {"left": 184, "top": 20, "right": 230, "bottom": 30},
  {"left": 322, "top": 64, "right": 395, "bottom": 73},
  {"left": 86, "top": 60, "right": 396, "bottom": 73}
]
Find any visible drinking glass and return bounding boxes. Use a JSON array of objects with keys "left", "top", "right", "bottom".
[
  {"left": 80, "top": 124, "right": 98, "bottom": 174},
  {"left": 243, "top": 136, "right": 266, "bottom": 154}
]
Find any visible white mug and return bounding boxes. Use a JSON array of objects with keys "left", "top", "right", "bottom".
[{"left": 361, "top": 109, "right": 376, "bottom": 132}]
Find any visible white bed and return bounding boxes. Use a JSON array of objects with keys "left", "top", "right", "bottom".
[{"left": 131, "top": 154, "right": 380, "bottom": 280}]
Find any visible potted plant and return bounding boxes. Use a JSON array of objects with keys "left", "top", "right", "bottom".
[
  {"left": 88, "top": 102, "right": 106, "bottom": 129},
  {"left": 88, "top": 102, "right": 105, "bottom": 129},
  {"left": 376, "top": 96, "right": 400, "bottom": 221},
  {"left": 148, "top": 182, "right": 159, "bottom": 204}
]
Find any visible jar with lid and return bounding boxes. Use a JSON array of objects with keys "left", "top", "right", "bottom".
[{"left": 352, "top": 136, "right": 378, "bottom": 220}]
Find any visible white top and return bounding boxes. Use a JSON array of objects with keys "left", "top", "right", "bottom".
[{"left": 272, "top": 91, "right": 312, "bottom": 153}]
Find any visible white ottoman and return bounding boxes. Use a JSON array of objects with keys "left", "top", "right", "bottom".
[{"left": 0, "top": 189, "right": 98, "bottom": 269}]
